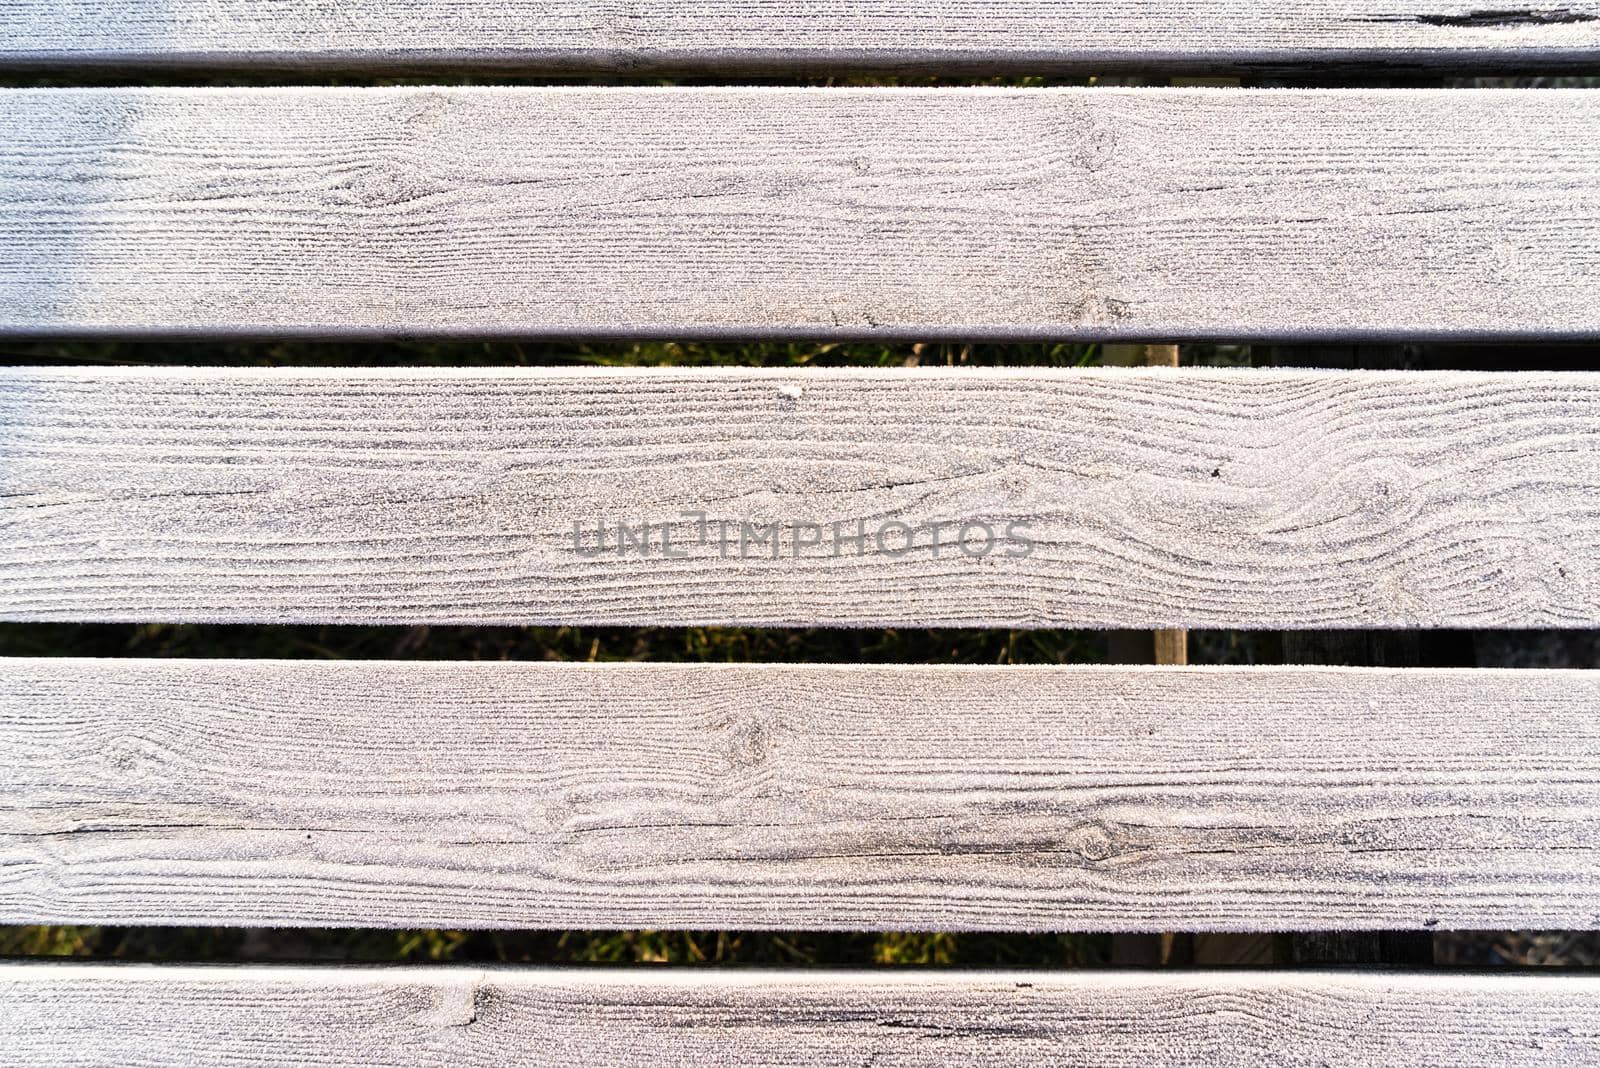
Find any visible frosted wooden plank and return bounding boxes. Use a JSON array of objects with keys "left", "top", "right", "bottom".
[
  {"left": 5, "top": 964, "right": 1600, "bottom": 1066},
  {"left": 4, "top": 658, "right": 1600, "bottom": 930},
  {"left": 2, "top": 366, "right": 1599, "bottom": 629},
  {"left": 1, "top": 87, "right": 1599, "bottom": 340},
  {"left": 4, "top": 1, "right": 1600, "bottom": 71}
]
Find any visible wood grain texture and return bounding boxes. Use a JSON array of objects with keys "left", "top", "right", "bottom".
[
  {"left": 6, "top": 964, "right": 1600, "bottom": 1066},
  {"left": 2, "top": 87, "right": 1599, "bottom": 340},
  {"left": 4, "top": 366, "right": 1600, "bottom": 629},
  {"left": 3, "top": 1, "right": 1600, "bottom": 71},
  {"left": 5, "top": 658, "right": 1600, "bottom": 930}
]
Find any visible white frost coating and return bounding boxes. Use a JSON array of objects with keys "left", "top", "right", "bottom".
[
  {"left": 1, "top": 87, "right": 1598, "bottom": 338},
  {"left": 4, "top": 658, "right": 1600, "bottom": 930},
  {"left": 1, "top": 0, "right": 1599, "bottom": 68},
  {"left": 1, "top": 365, "right": 1598, "bottom": 628},
  {"left": 3, "top": 963, "right": 1600, "bottom": 1066}
]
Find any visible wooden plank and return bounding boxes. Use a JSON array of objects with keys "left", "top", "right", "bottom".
[
  {"left": 3, "top": 2, "right": 1600, "bottom": 72},
  {"left": 1, "top": 87, "right": 1599, "bottom": 340},
  {"left": 4, "top": 366, "right": 1600, "bottom": 629},
  {"left": 5, "top": 657, "right": 1600, "bottom": 930},
  {"left": 5, "top": 963, "right": 1600, "bottom": 1066}
]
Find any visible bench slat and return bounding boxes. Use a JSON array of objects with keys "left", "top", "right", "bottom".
[
  {"left": 5, "top": 964, "right": 1600, "bottom": 1065},
  {"left": 3, "top": 366, "right": 1599, "bottom": 629},
  {"left": 2, "top": 87, "right": 1598, "bottom": 339},
  {"left": 6, "top": 658, "right": 1599, "bottom": 930},
  {"left": 4, "top": 2, "right": 1600, "bottom": 71}
]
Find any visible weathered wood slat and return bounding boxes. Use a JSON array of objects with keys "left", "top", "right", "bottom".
[
  {"left": 5, "top": 658, "right": 1600, "bottom": 930},
  {"left": 1, "top": 87, "right": 1598, "bottom": 339},
  {"left": 3, "top": 2, "right": 1600, "bottom": 71},
  {"left": 5, "top": 963, "right": 1600, "bottom": 1066},
  {"left": 3, "top": 366, "right": 1599, "bottom": 628}
]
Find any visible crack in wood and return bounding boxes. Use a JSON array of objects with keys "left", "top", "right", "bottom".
[{"left": 1417, "top": 7, "right": 1599, "bottom": 25}]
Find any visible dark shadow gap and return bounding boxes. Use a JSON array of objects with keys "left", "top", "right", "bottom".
[
  {"left": 5, "top": 625, "right": 1597, "bottom": 666},
  {"left": 0, "top": 68, "right": 1597, "bottom": 91},
  {"left": 0, "top": 623, "right": 1107, "bottom": 665},
  {"left": 0, "top": 926, "right": 1108, "bottom": 967},
  {"left": 5, "top": 926, "right": 1600, "bottom": 968},
  {"left": 7, "top": 338, "right": 1600, "bottom": 370},
  {"left": 0, "top": 338, "right": 1108, "bottom": 370}
]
